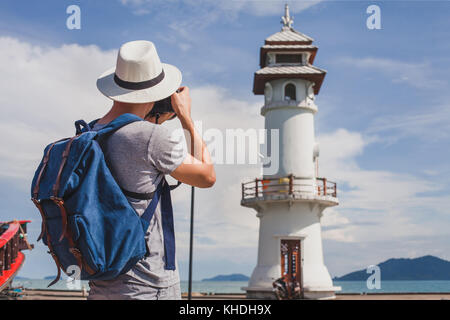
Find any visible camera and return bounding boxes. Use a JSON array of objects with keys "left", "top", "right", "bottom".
[{"left": 146, "top": 90, "right": 179, "bottom": 123}]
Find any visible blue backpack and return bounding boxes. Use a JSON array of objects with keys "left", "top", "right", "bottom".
[{"left": 30, "top": 113, "right": 176, "bottom": 286}]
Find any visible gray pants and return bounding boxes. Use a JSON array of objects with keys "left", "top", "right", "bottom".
[{"left": 88, "top": 280, "right": 182, "bottom": 300}]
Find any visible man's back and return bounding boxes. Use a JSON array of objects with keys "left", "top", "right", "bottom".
[{"left": 88, "top": 120, "right": 186, "bottom": 299}]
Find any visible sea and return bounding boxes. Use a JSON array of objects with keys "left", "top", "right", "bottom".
[{"left": 11, "top": 279, "right": 450, "bottom": 294}]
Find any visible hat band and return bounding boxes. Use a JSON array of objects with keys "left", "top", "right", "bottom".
[{"left": 114, "top": 69, "right": 165, "bottom": 90}]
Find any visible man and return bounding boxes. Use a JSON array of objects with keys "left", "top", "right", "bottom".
[{"left": 87, "top": 40, "right": 215, "bottom": 299}]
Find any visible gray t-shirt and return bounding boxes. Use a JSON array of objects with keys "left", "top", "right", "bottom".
[{"left": 89, "top": 120, "right": 186, "bottom": 297}]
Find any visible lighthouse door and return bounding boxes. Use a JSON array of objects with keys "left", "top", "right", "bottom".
[{"left": 280, "top": 239, "right": 302, "bottom": 299}]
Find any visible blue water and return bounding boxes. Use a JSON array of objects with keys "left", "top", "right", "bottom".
[
  {"left": 334, "top": 280, "right": 450, "bottom": 294},
  {"left": 10, "top": 279, "right": 450, "bottom": 294}
]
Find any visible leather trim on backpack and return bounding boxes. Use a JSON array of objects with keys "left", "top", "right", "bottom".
[
  {"left": 31, "top": 139, "right": 66, "bottom": 287},
  {"left": 32, "top": 140, "right": 60, "bottom": 242},
  {"left": 50, "top": 134, "right": 96, "bottom": 276}
]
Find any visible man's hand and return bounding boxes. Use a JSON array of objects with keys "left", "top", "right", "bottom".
[{"left": 171, "top": 86, "right": 192, "bottom": 126}]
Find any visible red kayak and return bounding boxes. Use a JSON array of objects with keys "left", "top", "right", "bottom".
[{"left": 0, "top": 220, "right": 33, "bottom": 292}]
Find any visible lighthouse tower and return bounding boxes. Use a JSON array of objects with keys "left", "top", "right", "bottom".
[{"left": 241, "top": 5, "right": 340, "bottom": 299}]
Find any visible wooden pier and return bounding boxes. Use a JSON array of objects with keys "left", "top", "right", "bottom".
[{"left": 2, "top": 289, "right": 450, "bottom": 300}]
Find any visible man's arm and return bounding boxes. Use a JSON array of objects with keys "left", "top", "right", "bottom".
[{"left": 170, "top": 86, "right": 216, "bottom": 188}]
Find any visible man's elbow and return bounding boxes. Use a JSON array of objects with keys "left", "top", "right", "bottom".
[{"left": 201, "top": 171, "right": 216, "bottom": 188}]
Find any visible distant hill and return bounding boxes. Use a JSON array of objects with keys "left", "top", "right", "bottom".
[
  {"left": 14, "top": 276, "right": 29, "bottom": 280},
  {"left": 334, "top": 255, "right": 450, "bottom": 281},
  {"left": 202, "top": 274, "right": 249, "bottom": 282},
  {"left": 44, "top": 275, "right": 67, "bottom": 280}
]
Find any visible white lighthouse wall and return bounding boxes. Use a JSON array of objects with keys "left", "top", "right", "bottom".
[
  {"left": 249, "top": 202, "right": 334, "bottom": 291},
  {"left": 263, "top": 79, "right": 316, "bottom": 180}
]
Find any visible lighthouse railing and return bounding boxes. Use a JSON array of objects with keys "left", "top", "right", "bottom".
[{"left": 241, "top": 175, "right": 337, "bottom": 201}]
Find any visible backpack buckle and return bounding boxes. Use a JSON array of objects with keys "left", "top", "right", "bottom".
[
  {"left": 69, "top": 247, "right": 81, "bottom": 256},
  {"left": 49, "top": 196, "right": 63, "bottom": 204}
]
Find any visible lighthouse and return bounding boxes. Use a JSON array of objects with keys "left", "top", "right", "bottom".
[{"left": 241, "top": 4, "right": 340, "bottom": 299}]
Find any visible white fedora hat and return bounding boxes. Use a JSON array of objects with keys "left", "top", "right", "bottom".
[{"left": 96, "top": 40, "right": 182, "bottom": 103}]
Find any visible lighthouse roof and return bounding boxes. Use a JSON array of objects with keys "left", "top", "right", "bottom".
[
  {"left": 267, "top": 4, "right": 314, "bottom": 45},
  {"left": 255, "top": 65, "right": 326, "bottom": 75},
  {"left": 265, "top": 28, "right": 314, "bottom": 45},
  {"left": 262, "top": 44, "right": 316, "bottom": 50},
  {"left": 253, "top": 65, "right": 326, "bottom": 95}
]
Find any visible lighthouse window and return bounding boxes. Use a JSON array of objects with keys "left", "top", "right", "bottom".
[
  {"left": 284, "top": 83, "right": 296, "bottom": 101},
  {"left": 275, "top": 54, "right": 302, "bottom": 64}
]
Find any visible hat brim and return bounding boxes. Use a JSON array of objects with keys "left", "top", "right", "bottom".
[{"left": 96, "top": 63, "right": 182, "bottom": 104}]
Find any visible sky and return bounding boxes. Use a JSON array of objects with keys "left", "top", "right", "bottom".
[{"left": 0, "top": 0, "right": 449, "bottom": 281}]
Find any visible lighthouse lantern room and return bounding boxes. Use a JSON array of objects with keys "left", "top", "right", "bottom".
[{"left": 241, "top": 4, "right": 340, "bottom": 300}]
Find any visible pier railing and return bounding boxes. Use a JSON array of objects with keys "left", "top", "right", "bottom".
[
  {"left": 241, "top": 175, "right": 337, "bottom": 201},
  {"left": 0, "top": 220, "right": 31, "bottom": 279}
]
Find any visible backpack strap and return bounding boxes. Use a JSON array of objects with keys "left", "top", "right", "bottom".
[
  {"left": 74, "top": 120, "right": 91, "bottom": 135},
  {"left": 140, "top": 180, "right": 163, "bottom": 224},
  {"left": 170, "top": 180, "right": 182, "bottom": 190},
  {"left": 160, "top": 179, "right": 176, "bottom": 270},
  {"left": 51, "top": 135, "right": 79, "bottom": 242},
  {"left": 122, "top": 180, "right": 182, "bottom": 200},
  {"left": 121, "top": 188, "right": 154, "bottom": 200},
  {"left": 140, "top": 178, "right": 176, "bottom": 270},
  {"left": 94, "top": 113, "right": 143, "bottom": 138}
]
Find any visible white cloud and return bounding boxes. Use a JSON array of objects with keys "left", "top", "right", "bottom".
[
  {"left": 317, "top": 128, "right": 366, "bottom": 161},
  {"left": 0, "top": 37, "right": 116, "bottom": 181},
  {"left": 337, "top": 56, "right": 445, "bottom": 89},
  {"left": 316, "top": 127, "right": 450, "bottom": 275},
  {"left": 333, "top": 56, "right": 450, "bottom": 146},
  {"left": 366, "top": 102, "right": 450, "bottom": 143},
  {"left": 318, "top": 128, "right": 449, "bottom": 248}
]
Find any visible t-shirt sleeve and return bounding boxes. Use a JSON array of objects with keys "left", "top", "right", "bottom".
[{"left": 148, "top": 125, "right": 187, "bottom": 174}]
